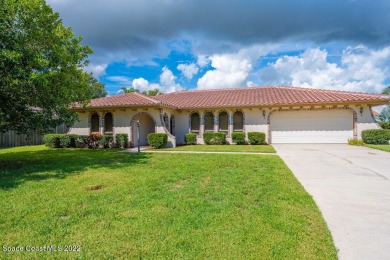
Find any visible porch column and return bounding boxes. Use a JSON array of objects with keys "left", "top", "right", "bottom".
[
  {"left": 228, "top": 112, "right": 233, "bottom": 137},
  {"left": 214, "top": 112, "right": 218, "bottom": 132},
  {"left": 200, "top": 114, "right": 204, "bottom": 137},
  {"left": 99, "top": 111, "right": 104, "bottom": 134}
]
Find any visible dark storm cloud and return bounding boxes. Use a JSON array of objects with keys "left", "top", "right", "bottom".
[{"left": 48, "top": 0, "right": 390, "bottom": 56}]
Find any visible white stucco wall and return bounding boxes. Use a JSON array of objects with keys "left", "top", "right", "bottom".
[
  {"left": 173, "top": 108, "right": 269, "bottom": 145},
  {"left": 169, "top": 111, "right": 189, "bottom": 145},
  {"left": 68, "top": 112, "right": 90, "bottom": 135},
  {"left": 351, "top": 105, "right": 381, "bottom": 139},
  {"left": 157, "top": 107, "right": 177, "bottom": 148},
  {"left": 242, "top": 109, "right": 269, "bottom": 142},
  {"left": 69, "top": 103, "right": 382, "bottom": 146},
  {"left": 69, "top": 108, "right": 177, "bottom": 147}
]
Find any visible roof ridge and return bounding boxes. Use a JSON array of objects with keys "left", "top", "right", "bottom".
[
  {"left": 158, "top": 85, "right": 385, "bottom": 96},
  {"left": 289, "top": 86, "right": 386, "bottom": 95},
  {"left": 132, "top": 92, "right": 160, "bottom": 103},
  {"left": 158, "top": 86, "right": 281, "bottom": 95}
]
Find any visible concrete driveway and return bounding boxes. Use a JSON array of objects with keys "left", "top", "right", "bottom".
[{"left": 273, "top": 144, "right": 390, "bottom": 260}]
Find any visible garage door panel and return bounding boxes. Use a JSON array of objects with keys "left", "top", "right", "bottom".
[
  {"left": 271, "top": 110, "right": 353, "bottom": 144},
  {"left": 272, "top": 130, "right": 353, "bottom": 143}
]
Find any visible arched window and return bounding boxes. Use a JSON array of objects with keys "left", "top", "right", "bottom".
[
  {"left": 104, "top": 112, "right": 113, "bottom": 135},
  {"left": 163, "top": 113, "right": 169, "bottom": 130},
  {"left": 219, "top": 112, "right": 228, "bottom": 134},
  {"left": 204, "top": 112, "right": 214, "bottom": 132},
  {"left": 170, "top": 115, "right": 175, "bottom": 135},
  {"left": 190, "top": 113, "right": 200, "bottom": 134},
  {"left": 91, "top": 113, "right": 100, "bottom": 133},
  {"left": 233, "top": 111, "right": 244, "bottom": 131}
]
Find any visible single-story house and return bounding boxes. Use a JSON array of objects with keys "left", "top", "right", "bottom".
[{"left": 69, "top": 86, "right": 390, "bottom": 147}]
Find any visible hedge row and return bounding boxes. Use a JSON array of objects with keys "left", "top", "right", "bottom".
[
  {"left": 379, "top": 122, "right": 390, "bottom": 129},
  {"left": 248, "top": 132, "right": 266, "bottom": 145},
  {"left": 185, "top": 133, "right": 197, "bottom": 145},
  {"left": 361, "top": 129, "right": 390, "bottom": 144},
  {"left": 184, "top": 132, "right": 267, "bottom": 145},
  {"left": 203, "top": 132, "right": 226, "bottom": 145},
  {"left": 44, "top": 133, "right": 126, "bottom": 148},
  {"left": 115, "top": 133, "right": 128, "bottom": 148},
  {"left": 147, "top": 133, "right": 168, "bottom": 149},
  {"left": 232, "top": 132, "right": 245, "bottom": 145}
]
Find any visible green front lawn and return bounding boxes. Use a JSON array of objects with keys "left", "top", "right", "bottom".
[
  {"left": 0, "top": 146, "right": 335, "bottom": 259},
  {"left": 163, "top": 144, "right": 276, "bottom": 153},
  {"left": 364, "top": 144, "right": 390, "bottom": 152}
]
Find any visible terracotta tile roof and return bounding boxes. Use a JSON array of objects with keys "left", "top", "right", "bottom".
[
  {"left": 74, "top": 86, "right": 390, "bottom": 109},
  {"left": 74, "top": 92, "right": 160, "bottom": 108},
  {"left": 154, "top": 86, "right": 390, "bottom": 109}
]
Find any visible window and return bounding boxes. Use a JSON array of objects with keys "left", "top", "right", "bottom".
[
  {"left": 170, "top": 115, "right": 175, "bottom": 135},
  {"left": 91, "top": 113, "right": 100, "bottom": 133},
  {"left": 219, "top": 112, "right": 228, "bottom": 134},
  {"left": 104, "top": 112, "right": 113, "bottom": 135},
  {"left": 163, "top": 113, "right": 169, "bottom": 130},
  {"left": 233, "top": 111, "right": 244, "bottom": 131},
  {"left": 204, "top": 112, "right": 214, "bottom": 132},
  {"left": 190, "top": 113, "right": 200, "bottom": 134}
]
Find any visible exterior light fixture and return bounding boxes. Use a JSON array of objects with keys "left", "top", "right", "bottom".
[
  {"left": 263, "top": 110, "right": 266, "bottom": 119},
  {"left": 359, "top": 106, "right": 364, "bottom": 116},
  {"left": 136, "top": 120, "right": 141, "bottom": 153}
]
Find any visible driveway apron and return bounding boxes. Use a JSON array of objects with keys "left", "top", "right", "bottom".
[{"left": 273, "top": 144, "right": 390, "bottom": 260}]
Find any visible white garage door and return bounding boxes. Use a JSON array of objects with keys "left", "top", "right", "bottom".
[{"left": 271, "top": 109, "right": 353, "bottom": 144}]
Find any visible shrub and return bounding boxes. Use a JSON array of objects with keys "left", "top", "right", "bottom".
[
  {"left": 75, "top": 135, "right": 88, "bottom": 148},
  {"left": 58, "top": 134, "right": 77, "bottom": 148},
  {"left": 148, "top": 133, "right": 168, "bottom": 149},
  {"left": 100, "top": 135, "right": 114, "bottom": 148},
  {"left": 362, "top": 129, "right": 390, "bottom": 144},
  {"left": 379, "top": 122, "right": 390, "bottom": 129},
  {"left": 232, "top": 132, "right": 246, "bottom": 145},
  {"left": 248, "top": 132, "right": 266, "bottom": 145},
  {"left": 203, "top": 132, "right": 226, "bottom": 145},
  {"left": 43, "top": 134, "right": 61, "bottom": 148},
  {"left": 115, "top": 133, "right": 128, "bottom": 148},
  {"left": 87, "top": 133, "right": 102, "bottom": 148},
  {"left": 185, "top": 133, "right": 197, "bottom": 145},
  {"left": 348, "top": 138, "right": 364, "bottom": 146}
]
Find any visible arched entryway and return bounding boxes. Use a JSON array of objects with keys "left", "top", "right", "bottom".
[{"left": 130, "top": 112, "right": 156, "bottom": 146}]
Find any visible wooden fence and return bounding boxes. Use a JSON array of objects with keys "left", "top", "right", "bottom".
[{"left": 0, "top": 124, "right": 69, "bottom": 148}]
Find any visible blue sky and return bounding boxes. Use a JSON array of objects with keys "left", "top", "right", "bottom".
[{"left": 47, "top": 0, "right": 390, "bottom": 96}]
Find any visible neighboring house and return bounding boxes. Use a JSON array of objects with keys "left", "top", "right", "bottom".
[{"left": 69, "top": 86, "right": 390, "bottom": 147}]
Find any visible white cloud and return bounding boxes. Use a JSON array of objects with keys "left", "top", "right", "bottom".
[
  {"left": 121, "top": 66, "right": 182, "bottom": 94},
  {"left": 247, "top": 81, "right": 257, "bottom": 87},
  {"left": 159, "top": 66, "right": 183, "bottom": 92},
  {"left": 85, "top": 63, "right": 107, "bottom": 78},
  {"left": 196, "top": 44, "right": 278, "bottom": 89},
  {"left": 197, "top": 55, "right": 210, "bottom": 68},
  {"left": 132, "top": 78, "right": 150, "bottom": 90},
  {"left": 107, "top": 76, "right": 132, "bottom": 85},
  {"left": 177, "top": 63, "right": 199, "bottom": 80},
  {"left": 259, "top": 46, "right": 390, "bottom": 93},
  {"left": 197, "top": 55, "right": 252, "bottom": 89}
]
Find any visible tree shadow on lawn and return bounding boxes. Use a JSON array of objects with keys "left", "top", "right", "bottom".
[{"left": 0, "top": 148, "right": 151, "bottom": 190}]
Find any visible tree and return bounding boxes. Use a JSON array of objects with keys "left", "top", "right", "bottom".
[
  {"left": 121, "top": 87, "right": 139, "bottom": 93},
  {"left": 0, "top": 0, "right": 102, "bottom": 134},
  {"left": 379, "top": 107, "right": 390, "bottom": 122},
  {"left": 379, "top": 86, "right": 390, "bottom": 122},
  {"left": 382, "top": 86, "right": 390, "bottom": 95},
  {"left": 89, "top": 75, "right": 107, "bottom": 98},
  {"left": 143, "top": 88, "right": 163, "bottom": 96},
  {"left": 121, "top": 87, "right": 164, "bottom": 96}
]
